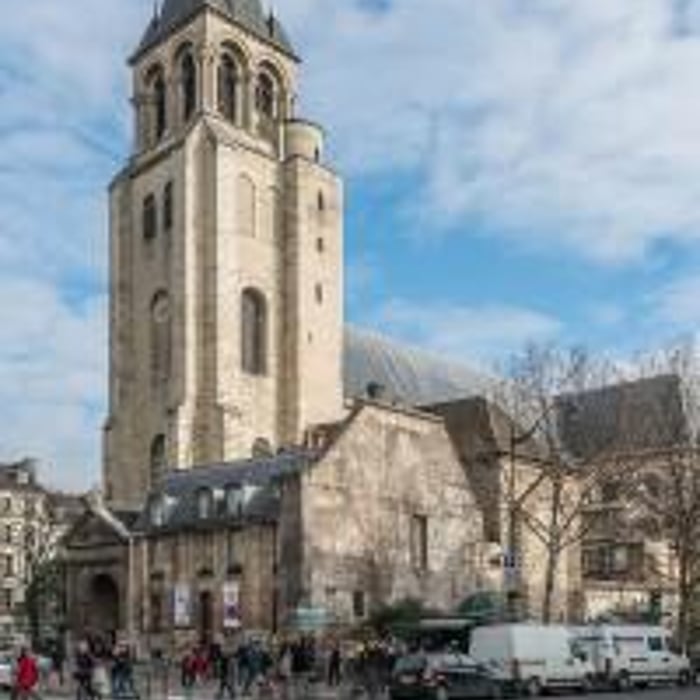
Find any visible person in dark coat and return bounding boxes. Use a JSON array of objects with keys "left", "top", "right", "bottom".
[
  {"left": 74, "top": 643, "right": 95, "bottom": 700},
  {"left": 327, "top": 641, "right": 342, "bottom": 687},
  {"left": 216, "top": 649, "right": 238, "bottom": 700}
]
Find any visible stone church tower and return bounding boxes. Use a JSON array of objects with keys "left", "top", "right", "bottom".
[{"left": 104, "top": 0, "right": 344, "bottom": 507}]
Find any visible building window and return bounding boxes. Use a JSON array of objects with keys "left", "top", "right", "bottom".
[
  {"left": 25, "top": 526, "right": 35, "bottom": 549},
  {"left": 241, "top": 288, "right": 267, "bottom": 375},
  {"left": 150, "top": 497, "right": 165, "bottom": 527},
  {"left": 256, "top": 73, "right": 275, "bottom": 120},
  {"left": 143, "top": 194, "right": 157, "bottom": 241},
  {"left": 225, "top": 486, "right": 244, "bottom": 518},
  {"left": 163, "top": 182, "right": 173, "bottom": 232},
  {"left": 150, "top": 434, "right": 167, "bottom": 486},
  {"left": 315, "top": 284, "right": 324, "bottom": 305},
  {"left": 218, "top": 54, "right": 238, "bottom": 122},
  {"left": 317, "top": 191, "right": 325, "bottom": 212},
  {"left": 180, "top": 51, "right": 197, "bottom": 122},
  {"left": 154, "top": 74, "right": 167, "bottom": 140},
  {"left": 352, "top": 590, "right": 366, "bottom": 619},
  {"left": 150, "top": 290, "right": 171, "bottom": 386},
  {"left": 150, "top": 592, "right": 163, "bottom": 633},
  {"left": 612, "top": 546, "right": 629, "bottom": 574},
  {"left": 1, "top": 498, "right": 10, "bottom": 514},
  {"left": 1, "top": 590, "right": 11, "bottom": 612},
  {"left": 4, "top": 556, "right": 13, "bottom": 578},
  {"left": 197, "top": 489, "right": 213, "bottom": 520},
  {"left": 410, "top": 514, "right": 429, "bottom": 572},
  {"left": 3, "top": 527, "right": 11, "bottom": 545},
  {"left": 316, "top": 238, "right": 324, "bottom": 254}
]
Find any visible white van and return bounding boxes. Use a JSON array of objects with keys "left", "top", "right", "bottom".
[
  {"left": 570, "top": 624, "right": 691, "bottom": 689},
  {"left": 469, "top": 624, "right": 594, "bottom": 695}
]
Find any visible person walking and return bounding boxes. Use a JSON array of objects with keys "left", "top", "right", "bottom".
[
  {"left": 181, "top": 649, "right": 198, "bottom": 700},
  {"left": 327, "top": 641, "right": 341, "bottom": 688},
  {"left": 111, "top": 645, "right": 137, "bottom": 699},
  {"left": 74, "top": 643, "right": 95, "bottom": 700},
  {"left": 216, "top": 649, "right": 238, "bottom": 700},
  {"left": 15, "top": 649, "right": 41, "bottom": 700}
]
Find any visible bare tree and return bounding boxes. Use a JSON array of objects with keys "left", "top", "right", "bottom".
[
  {"left": 493, "top": 344, "right": 633, "bottom": 623},
  {"left": 623, "top": 341, "right": 700, "bottom": 648}
]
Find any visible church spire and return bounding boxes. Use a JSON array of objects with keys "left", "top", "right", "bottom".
[{"left": 133, "top": 0, "right": 296, "bottom": 63}]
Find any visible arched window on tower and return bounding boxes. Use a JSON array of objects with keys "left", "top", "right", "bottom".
[
  {"left": 241, "top": 288, "right": 267, "bottom": 376},
  {"left": 218, "top": 54, "right": 238, "bottom": 123},
  {"left": 255, "top": 72, "right": 276, "bottom": 121},
  {"left": 154, "top": 74, "right": 167, "bottom": 140},
  {"left": 150, "top": 434, "right": 166, "bottom": 487},
  {"left": 143, "top": 194, "right": 157, "bottom": 241},
  {"left": 180, "top": 51, "right": 197, "bottom": 122},
  {"left": 163, "top": 181, "right": 174, "bottom": 233},
  {"left": 150, "top": 290, "right": 172, "bottom": 387}
]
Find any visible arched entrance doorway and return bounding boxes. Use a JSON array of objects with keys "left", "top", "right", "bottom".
[{"left": 86, "top": 574, "right": 120, "bottom": 642}]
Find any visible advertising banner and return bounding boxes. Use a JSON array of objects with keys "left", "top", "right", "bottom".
[
  {"left": 173, "top": 583, "right": 192, "bottom": 628},
  {"left": 222, "top": 581, "right": 242, "bottom": 629}
]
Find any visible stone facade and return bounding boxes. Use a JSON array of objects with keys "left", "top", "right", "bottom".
[
  {"left": 105, "top": 3, "right": 343, "bottom": 508},
  {"left": 280, "top": 402, "right": 491, "bottom": 627},
  {"left": 67, "top": 400, "right": 494, "bottom": 652}
]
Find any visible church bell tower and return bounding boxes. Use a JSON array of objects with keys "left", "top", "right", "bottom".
[{"left": 104, "top": 0, "right": 344, "bottom": 507}]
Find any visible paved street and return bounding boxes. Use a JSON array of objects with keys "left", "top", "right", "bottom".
[{"left": 32, "top": 686, "right": 700, "bottom": 700}]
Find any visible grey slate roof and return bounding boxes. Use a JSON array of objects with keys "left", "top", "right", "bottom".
[
  {"left": 137, "top": 449, "right": 316, "bottom": 533},
  {"left": 556, "top": 374, "right": 690, "bottom": 461},
  {"left": 134, "top": 0, "right": 295, "bottom": 61},
  {"left": 343, "top": 327, "right": 493, "bottom": 407}
]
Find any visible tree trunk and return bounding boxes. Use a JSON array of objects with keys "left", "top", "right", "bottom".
[{"left": 542, "top": 479, "right": 563, "bottom": 624}]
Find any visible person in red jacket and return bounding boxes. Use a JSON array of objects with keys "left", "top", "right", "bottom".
[{"left": 15, "top": 648, "right": 41, "bottom": 700}]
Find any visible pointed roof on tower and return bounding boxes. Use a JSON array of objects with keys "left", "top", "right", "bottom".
[{"left": 132, "top": 0, "right": 296, "bottom": 63}]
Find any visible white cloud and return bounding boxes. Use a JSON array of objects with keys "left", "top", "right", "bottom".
[
  {"left": 278, "top": 0, "right": 700, "bottom": 262},
  {"left": 0, "top": 277, "right": 107, "bottom": 492},
  {"left": 366, "top": 299, "right": 562, "bottom": 365}
]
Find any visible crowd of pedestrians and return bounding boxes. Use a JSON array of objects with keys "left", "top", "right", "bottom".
[
  {"left": 0, "top": 632, "right": 405, "bottom": 700},
  {"left": 168, "top": 635, "right": 404, "bottom": 699}
]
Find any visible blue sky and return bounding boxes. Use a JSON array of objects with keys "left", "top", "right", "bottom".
[{"left": 2, "top": 0, "right": 700, "bottom": 489}]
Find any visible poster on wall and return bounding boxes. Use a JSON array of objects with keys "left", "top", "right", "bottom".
[
  {"left": 222, "top": 581, "right": 242, "bottom": 630},
  {"left": 173, "top": 583, "right": 192, "bottom": 628}
]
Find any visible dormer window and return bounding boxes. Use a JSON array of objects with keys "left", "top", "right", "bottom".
[
  {"left": 196, "top": 488, "right": 213, "bottom": 519},
  {"left": 225, "top": 485, "right": 244, "bottom": 518},
  {"left": 150, "top": 496, "right": 166, "bottom": 528}
]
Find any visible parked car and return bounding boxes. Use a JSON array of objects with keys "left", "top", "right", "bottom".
[
  {"left": 690, "top": 647, "right": 700, "bottom": 686},
  {"left": 469, "top": 624, "right": 594, "bottom": 696},
  {"left": 570, "top": 624, "right": 691, "bottom": 689},
  {"left": 389, "top": 652, "right": 503, "bottom": 700}
]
